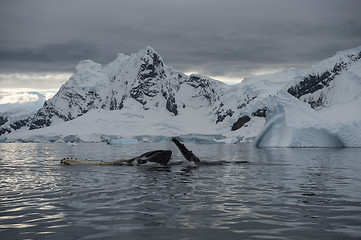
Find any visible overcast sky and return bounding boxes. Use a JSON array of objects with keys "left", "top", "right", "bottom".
[{"left": 1, "top": 0, "right": 361, "bottom": 94}]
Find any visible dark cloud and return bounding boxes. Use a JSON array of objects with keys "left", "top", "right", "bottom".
[
  {"left": 0, "top": 40, "right": 99, "bottom": 72},
  {"left": 1, "top": 0, "right": 361, "bottom": 82}
]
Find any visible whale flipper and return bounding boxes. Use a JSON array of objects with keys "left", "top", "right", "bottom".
[{"left": 172, "top": 138, "right": 201, "bottom": 164}]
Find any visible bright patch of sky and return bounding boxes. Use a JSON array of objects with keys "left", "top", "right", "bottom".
[
  {"left": 0, "top": 89, "right": 57, "bottom": 112},
  {"left": 0, "top": 92, "right": 39, "bottom": 104},
  {"left": 0, "top": 72, "right": 69, "bottom": 112},
  {"left": 0, "top": 88, "right": 57, "bottom": 103},
  {"left": 0, "top": 72, "right": 70, "bottom": 90}
]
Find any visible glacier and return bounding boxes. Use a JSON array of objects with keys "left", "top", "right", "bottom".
[{"left": 255, "top": 91, "right": 361, "bottom": 147}]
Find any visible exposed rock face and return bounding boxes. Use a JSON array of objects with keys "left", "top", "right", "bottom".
[
  {"left": 252, "top": 108, "right": 267, "bottom": 118},
  {"left": 0, "top": 109, "right": 32, "bottom": 136},
  {"left": 231, "top": 115, "right": 251, "bottom": 131},
  {"left": 1, "top": 116, "right": 11, "bottom": 135},
  {"left": 10, "top": 118, "right": 29, "bottom": 130},
  {"left": 288, "top": 50, "right": 361, "bottom": 109},
  {"left": 0, "top": 116, "right": 8, "bottom": 126},
  {"left": 215, "top": 105, "right": 234, "bottom": 123}
]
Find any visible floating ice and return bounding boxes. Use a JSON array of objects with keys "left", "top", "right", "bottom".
[
  {"left": 256, "top": 91, "right": 361, "bottom": 148},
  {"left": 107, "top": 138, "right": 139, "bottom": 145}
]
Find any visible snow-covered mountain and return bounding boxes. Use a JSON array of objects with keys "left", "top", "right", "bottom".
[
  {"left": 287, "top": 47, "right": 361, "bottom": 109},
  {"left": 1, "top": 45, "right": 361, "bottom": 146},
  {"left": 1, "top": 47, "right": 233, "bottom": 141},
  {"left": 28, "top": 47, "right": 227, "bottom": 130},
  {"left": 256, "top": 46, "right": 361, "bottom": 147},
  {"left": 0, "top": 108, "right": 33, "bottom": 136}
]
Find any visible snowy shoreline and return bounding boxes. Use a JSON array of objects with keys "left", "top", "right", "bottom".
[{"left": 0, "top": 133, "right": 244, "bottom": 145}]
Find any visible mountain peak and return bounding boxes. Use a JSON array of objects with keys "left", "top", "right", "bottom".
[
  {"left": 144, "top": 45, "right": 157, "bottom": 52},
  {"left": 137, "top": 46, "right": 163, "bottom": 64},
  {"left": 141, "top": 46, "right": 157, "bottom": 54}
]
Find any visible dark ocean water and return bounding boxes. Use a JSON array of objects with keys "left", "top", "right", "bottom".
[{"left": 1, "top": 142, "right": 361, "bottom": 240}]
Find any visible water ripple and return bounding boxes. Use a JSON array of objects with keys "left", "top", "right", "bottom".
[{"left": 0, "top": 143, "right": 361, "bottom": 239}]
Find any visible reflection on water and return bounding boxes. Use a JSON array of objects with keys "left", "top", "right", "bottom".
[{"left": 0, "top": 142, "right": 361, "bottom": 239}]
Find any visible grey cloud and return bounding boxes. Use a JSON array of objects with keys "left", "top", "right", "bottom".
[
  {"left": 0, "top": 0, "right": 360, "bottom": 81},
  {"left": 0, "top": 40, "right": 99, "bottom": 72},
  {"left": 0, "top": 41, "right": 97, "bottom": 62}
]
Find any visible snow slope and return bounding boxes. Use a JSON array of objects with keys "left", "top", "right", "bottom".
[{"left": 7, "top": 106, "right": 221, "bottom": 142}]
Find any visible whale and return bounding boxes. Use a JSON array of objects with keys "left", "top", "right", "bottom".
[
  {"left": 60, "top": 139, "right": 250, "bottom": 167},
  {"left": 60, "top": 150, "right": 172, "bottom": 166}
]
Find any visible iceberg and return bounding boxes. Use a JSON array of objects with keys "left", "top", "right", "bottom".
[
  {"left": 107, "top": 138, "right": 139, "bottom": 145},
  {"left": 255, "top": 91, "right": 361, "bottom": 148}
]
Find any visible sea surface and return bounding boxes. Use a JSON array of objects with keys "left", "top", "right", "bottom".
[{"left": 1, "top": 142, "right": 361, "bottom": 240}]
